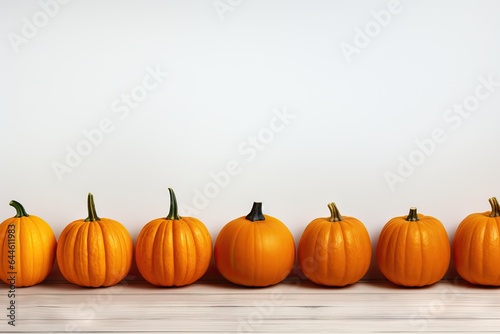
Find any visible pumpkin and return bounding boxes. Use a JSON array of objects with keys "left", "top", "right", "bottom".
[
  {"left": 298, "top": 203, "right": 371, "bottom": 286},
  {"left": 0, "top": 201, "right": 56, "bottom": 287},
  {"left": 453, "top": 197, "right": 500, "bottom": 286},
  {"left": 57, "top": 193, "right": 133, "bottom": 287},
  {"left": 135, "top": 188, "right": 212, "bottom": 286},
  {"left": 376, "top": 207, "right": 450, "bottom": 287},
  {"left": 214, "top": 202, "right": 295, "bottom": 287}
]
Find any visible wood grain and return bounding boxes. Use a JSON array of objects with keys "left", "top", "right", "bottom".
[{"left": 0, "top": 279, "right": 499, "bottom": 333}]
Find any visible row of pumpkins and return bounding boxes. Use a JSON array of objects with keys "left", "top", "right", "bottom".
[{"left": 0, "top": 188, "right": 499, "bottom": 288}]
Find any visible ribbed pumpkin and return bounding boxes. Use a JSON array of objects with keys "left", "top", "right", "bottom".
[
  {"left": 453, "top": 197, "right": 500, "bottom": 286},
  {"left": 214, "top": 202, "right": 295, "bottom": 287},
  {"left": 135, "top": 188, "right": 212, "bottom": 286},
  {"left": 0, "top": 201, "right": 56, "bottom": 287},
  {"left": 376, "top": 207, "right": 450, "bottom": 287},
  {"left": 57, "top": 193, "right": 133, "bottom": 287},
  {"left": 298, "top": 203, "right": 371, "bottom": 286}
]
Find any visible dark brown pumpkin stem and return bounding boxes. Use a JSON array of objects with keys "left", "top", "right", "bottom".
[
  {"left": 166, "top": 188, "right": 181, "bottom": 220},
  {"left": 246, "top": 202, "right": 265, "bottom": 222},
  {"left": 406, "top": 207, "right": 420, "bottom": 221},
  {"left": 85, "top": 193, "right": 101, "bottom": 222},
  {"left": 488, "top": 197, "right": 500, "bottom": 217},
  {"left": 9, "top": 200, "right": 29, "bottom": 217},
  {"left": 327, "top": 203, "right": 343, "bottom": 222}
]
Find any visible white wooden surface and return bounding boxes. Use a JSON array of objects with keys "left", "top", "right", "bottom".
[{"left": 1, "top": 278, "right": 499, "bottom": 333}]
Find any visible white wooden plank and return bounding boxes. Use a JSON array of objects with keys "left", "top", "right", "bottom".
[{"left": 0, "top": 280, "right": 499, "bottom": 333}]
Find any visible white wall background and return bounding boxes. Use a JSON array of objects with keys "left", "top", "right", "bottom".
[{"left": 2, "top": 0, "right": 500, "bottom": 279}]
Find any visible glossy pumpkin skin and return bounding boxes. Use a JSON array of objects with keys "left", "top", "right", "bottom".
[
  {"left": 57, "top": 194, "right": 133, "bottom": 287},
  {"left": 0, "top": 201, "right": 57, "bottom": 287},
  {"left": 214, "top": 202, "right": 295, "bottom": 287},
  {"left": 453, "top": 197, "right": 500, "bottom": 286},
  {"left": 298, "top": 203, "right": 371, "bottom": 286},
  {"left": 376, "top": 208, "right": 450, "bottom": 287},
  {"left": 135, "top": 188, "right": 212, "bottom": 286}
]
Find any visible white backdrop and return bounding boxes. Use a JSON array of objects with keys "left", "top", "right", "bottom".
[{"left": 2, "top": 0, "right": 500, "bottom": 279}]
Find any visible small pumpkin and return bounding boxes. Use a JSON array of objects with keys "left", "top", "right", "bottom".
[
  {"left": 298, "top": 203, "right": 371, "bottom": 286},
  {"left": 376, "top": 207, "right": 450, "bottom": 287},
  {"left": 57, "top": 193, "right": 133, "bottom": 287},
  {"left": 214, "top": 202, "right": 295, "bottom": 287},
  {"left": 135, "top": 188, "right": 212, "bottom": 286},
  {"left": 0, "top": 201, "right": 57, "bottom": 287},
  {"left": 453, "top": 197, "right": 500, "bottom": 286}
]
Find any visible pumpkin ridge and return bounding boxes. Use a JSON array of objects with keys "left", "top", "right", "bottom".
[
  {"left": 429, "top": 219, "right": 444, "bottom": 284},
  {"left": 386, "top": 223, "right": 401, "bottom": 285},
  {"left": 83, "top": 222, "right": 92, "bottom": 286},
  {"left": 183, "top": 219, "right": 198, "bottom": 283},
  {"left": 27, "top": 217, "right": 38, "bottom": 285},
  {"left": 315, "top": 222, "right": 330, "bottom": 284},
  {"left": 95, "top": 221, "right": 107, "bottom": 287},
  {"left": 27, "top": 216, "right": 47, "bottom": 284},
  {"left": 468, "top": 220, "right": 483, "bottom": 284},
  {"left": 173, "top": 220, "right": 188, "bottom": 286},
  {"left": 401, "top": 221, "right": 412, "bottom": 285},
  {"left": 23, "top": 218, "right": 36, "bottom": 287},
  {"left": 115, "top": 219, "right": 132, "bottom": 285},
  {"left": 191, "top": 218, "right": 211, "bottom": 279},
  {"left": 152, "top": 220, "right": 164, "bottom": 286},
  {"left": 480, "top": 219, "right": 489, "bottom": 283},
  {"left": 417, "top": 221, "right": 426, "bottom": 286},
  {"left": 228, "top": 221, "right": 247, "bottom": 281},
  {"left": 110, "top": 221, "right": 124, "bottom": 285},
  {"left": 348, "top": 221, "right": 364, "bottom": 283},
  {"left": 251, "top": 221, "right": 262, "bottom": 284},
  {"left": 184, "top": 220, "right": 197, "bottom": 285},
  {"left": 160, "top": 220, "right": 171, "bottom": 285},
  {"left": 143, "top": 220, "right": 162, "bottom": 285},
  {"left": 376, "top": 223, "right": 391, "bottom": 280},
  {"left": 338, "top": 221, "right": 349, "bottom": 284},
  {"left": 64, "top": 222, "right": 81, "bottom": 286},
  {"left": 481, "top": 220, "right": 494, "bottom": 282}
]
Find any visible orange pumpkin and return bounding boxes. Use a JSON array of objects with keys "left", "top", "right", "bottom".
[
  {"left": 135, "top": 188, "right": 212, "bottom": 286},
  {"left": 57, "top": 193, "right": 133, "bottom": 287},
  {"left": 376, "top": 207, "right": 450, "bottom": 287},
  {"left": 453, "top": 197, "right": 500, "bottom": 286},
  {"left": 214, "top": 202, "right": 295, "bottom": 287},
  {"left": 298, "top": 203, "right": 371, "bottom": 286},
  {"left": 0, "top": 201, "right": 56, "bottom": 287}
]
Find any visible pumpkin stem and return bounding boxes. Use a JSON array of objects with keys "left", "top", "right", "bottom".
[
  {"left": 85, "top": 193, "right": 101, "bottom": 222},
  {"left": 9, "top": 200, "right": 29, "bottom": 217},
  {"left": 246, "top": 202, "right": 265, "bottom": 222},
  {"left": 166, "top": 188, "right": 181, "bottom": 220},
  {"left": 406, "top": 207, "right": 420, "bottom": 222},
  {"left": 489, "top": 197, "right": 500, "bottom": 217},
  {"left": 327, "top": 203, "right": 343, "bottom": 222}
]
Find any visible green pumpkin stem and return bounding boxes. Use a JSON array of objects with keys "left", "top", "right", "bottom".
[
  {"left": 166, "top": 188, "right": 181, "bottom": 220},
  {"left": 245, "top": 202, "right": 265, "bottom": 222},
  {"left": 489, "top": 197, "right": 500, "bottom": 217},
  {"left": 85, "top": 193, "right": 101, "bottom": 222},
  {"left": 9, "top": 200, "right": 29, "bottom": 217},
  {"left": 327, "top": 203, "right": 343, "bottom": 222},
  {"left": 406, "top": 207, "right": 420, "bottom": 222}
]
